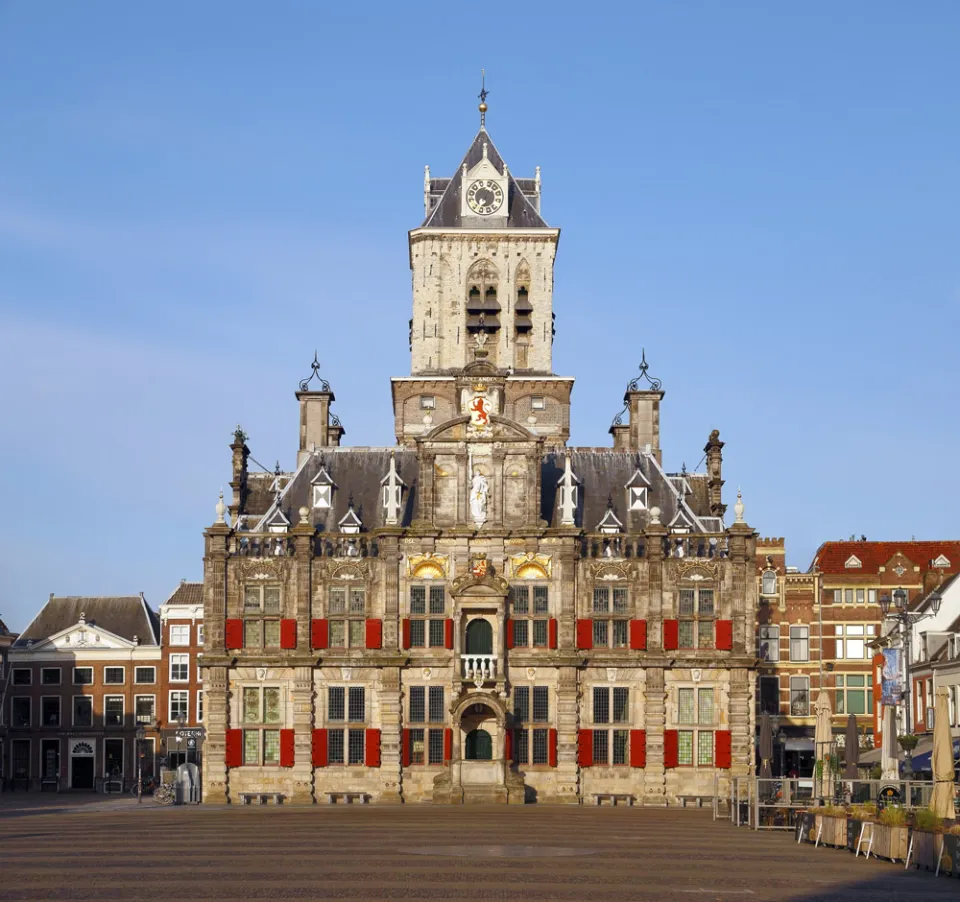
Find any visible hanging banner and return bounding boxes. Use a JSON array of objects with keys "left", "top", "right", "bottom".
[{"left": 881, "top": 648, "right": 903, "bottom": 707}]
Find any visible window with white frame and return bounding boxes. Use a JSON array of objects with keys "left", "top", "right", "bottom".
[
  {"left": 197, "top": 690, "right": 203, "bottom": 723},
  {"left": 169, "top": 624, "right": 190, "bottom": 646},
  {"left": 327, "top": 685, "right": 366, "bottom": 764},
  {"left": 592, "top": 686, "right": 630, "bottom": 765},
  {"left": 73, "top": 667, "right": 93, "bottom": 685},
  {"left": 12, "top": 668, "right": 31, "bottom": 686},
  {"left": 41, "top": 668, "right": 61, "bottom": 686},
  {"left": 243, "top": 583, "right": 282, "bottom": 649},
  {"left": 758, "top": 675, "right": 780, "bottom": 715},
  {"left": 679, "top": 587, "right": 716, "bottom": 649},
  {"left": 758, "top": 625, "right": 780, "bottom": 662},
  {"left": 313, "top": 484, "right": 332, "bottom": 509},
  {"left": 833, "top": 623, "right": 875, "bottom": 660},
  {"left": 789, "top": 626, "right": 809, "bottom": 662},
  {"left": 677, "top": 687, "right": 716, "bottom": 766},
  {"left": 761, "top": 571, "right": 777, "bottom": 596},
  {"left": 104, "top": 667, "right": 124, "bottom": 685},
  {"left": 512, "top": 685, "right": 550, "bottom": 766},
  {"left": 197, "top": 623, "right": 204, "bottom": 645},
  {"left": 169, "top": 654, "right": 189, "bottom": 682},
  {"left": 135, "top": 666, "right": 156, "bottom": 684},
  {"left": 408, "top": 584, "right": 446, "bottom": 648},
  {"left": 511, "top": 584, "right": 551, "bottom": 648},
  {"left": 135, "top": 695, "right": 155, "bottom": 725},
  {"left": 73, "top": 696, "right": 93, "bottom": 727},
  {"left": 329, "top": 584, "right": 368, "bottom": 648},
  {"left": 41, "top": 697, "right": 60, "bottom": 727},
  {"left": 628, "top": 487, "right": 648, "bottom": 510},
  {"left": 591, "top": 583, "right": 629, "bottom": 648},
  {"left": 169, "top": 690, "right": 189, "bottom": 722},
  {"left": 11, "top": 697, "right": 30, "bottom": 727},
  {"left": 242, "top": 686, "right": 281, "bottom": 765},
  {"left": 835, "top": 674, "right": 872, "bottom": 716},
  {"left": 790, "top": 676, "right": 810, "bottom": 716},
  {"left": 104, "top": 696, "right": 124, "bottom": 727},
  {"left": 419, "top": 395, "right": 436, "bottom": 410},
  {"left": 408, "top": 686, "right": 445, "bottom": 765}
]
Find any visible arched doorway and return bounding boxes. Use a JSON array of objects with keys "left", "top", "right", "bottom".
[
  {"left": 70, "top": 741, "right": 95, "bottom": 790},
  {"left": 465, "top": 618, "right": 492, "bottom": 654},
  {"left": 465, "top": 728, "right": 493, "bottom": 760}
]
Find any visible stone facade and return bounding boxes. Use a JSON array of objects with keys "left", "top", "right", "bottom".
[{"left": 200, "top": 117, "right": 759, "bottom": 805}]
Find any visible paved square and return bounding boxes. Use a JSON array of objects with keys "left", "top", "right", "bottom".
[{"left": 0, "top": 804, "right": 953, "bottom": 901}]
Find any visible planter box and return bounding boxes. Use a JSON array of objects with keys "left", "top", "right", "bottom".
[
  {"left": 821, "top": 815, "right": 847, "bottom": 848},
  {"left": 871, "top": 823, "right": 909, "bottom": 862},
  {"left": 911, "top": 830, "right": 945, "bottom": 872},
  {"left": 943, "top": 833, "right": 960, "bottom": 877},
  {"left": 847, "top": 818, "right": 866, "bottom": 853}
]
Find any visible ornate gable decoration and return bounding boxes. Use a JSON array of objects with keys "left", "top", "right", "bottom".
[
  {"left": 590, "top": 561, "right": 632, "bottom": 581},
  {"left": 451, "top": 554, "right": 509, "bottom": 595},
  {"left": 678, "top": 561, "right": 720, "bottom": 582},
  {"left": 508, "top": 552, "right": 552, "bottom": 580},
  {"left": 52, "top": 620, "right": 133, "bottom": 651},
  {"left": 408, "top": 553, "right": 448, "bottom": 580},
  {"left": 327, "top": 561, "right": 369, "bottom": 582},
  {"left": 844, "top": 555, "right": 863, "bottom": 569},
  {"left": 238, "top": 558, "right": 288, "bottom": 580}
]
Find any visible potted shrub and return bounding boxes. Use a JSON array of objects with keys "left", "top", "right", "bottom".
[
  {"left": 871, "top": 805, "right": 909, "bottom": 862},
  {"left": 847, "top": 803, "right": 877, "bottom": 853},
  {"left": 941, "top": 824, "right": 960, "bottom": 877},
  {"left": 910, "top": 808, "right": 945, "bottom": 872}
]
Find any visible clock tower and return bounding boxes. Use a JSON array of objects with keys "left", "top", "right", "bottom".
[{"left": 393, "top": 102, "right": 571, "bottom": 445}]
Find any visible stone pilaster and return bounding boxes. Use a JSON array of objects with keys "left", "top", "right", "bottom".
[
  {"left": 552, "top": 665, "right": 580, "bottom": 804},
  {"left": 380, "top": 667, "right": 403, "bottom": 803},
  {"left": 644, "top": 523, "right": 668, "bottom": 649},
  {"left": 378, "top": 535, "right": 401, "bottom": 650},
  {"left": 203, "top": 665, "right": 229, "bottom": 803},
  {"left": 643, "top": 667, "right": 667, "bottom": 806},
  {"left": 726, "top": 521, "right": 754, "bottom": 655},
  {"left": 728, "top": 667, "right": 752, "bottom": 781},
  {"left": 291, "top": 664, "right": 315, "bottom": 803}
]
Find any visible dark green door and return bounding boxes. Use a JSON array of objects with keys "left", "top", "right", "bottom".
[
  {"left": 465, "top": 619, "right": 492, "bottom": 654},
  {"left": 465, "top": 729, "right": 492, "bottom": 760}
]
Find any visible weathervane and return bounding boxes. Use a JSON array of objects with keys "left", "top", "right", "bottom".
[
  {"left": 478, "top": 69, "right": 489, "bottom": 128},
  {"left": 627, "top": 348, "right": 663, "bottom": 392},
  {"left": 298, "top": 351, "right": 331, "bottom": 392}
]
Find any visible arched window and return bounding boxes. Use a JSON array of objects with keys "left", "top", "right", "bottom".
[
  {"left": 465, "top": 618, "right": 493, "bottom": 654},
  {"left": 761, "top": 570, "right": 777, "bottom": 596},
  {"left": 466, "top": 261, "right": 500, "bottom": 333},
  {"left": 464, "top": 728, "right": 492, "bottom": 760}
]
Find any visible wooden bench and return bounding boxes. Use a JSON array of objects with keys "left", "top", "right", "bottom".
[
  {"left": 592, "top": 793, "right": 634, "bottom": 807},
  {"left": 326, "top": 791, "right": 370, "bottom": 805},
  {"left": 676, "top": 795, "right": 711, "bottom": 808},
  {"left": 238, "top": 792, "right": 284, "bottom": 805}
]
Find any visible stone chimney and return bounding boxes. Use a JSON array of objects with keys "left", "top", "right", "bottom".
[
  {"left": 608, "top": 352, "right": 664, "bottom": 462},
  {"left": 296, "top": 354, "right": 345, "bottom": 466}
]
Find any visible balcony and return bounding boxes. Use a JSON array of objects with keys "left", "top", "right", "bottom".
[{"left": 461, "top": 654, "right": 498, "bottom": 681}]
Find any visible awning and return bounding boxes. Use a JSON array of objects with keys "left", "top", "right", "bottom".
[
  {"left": 911, "top": 737, "right": 960, "bottom": 774},
  {"left": 785, "top": 738, "right": 815, "bottom": 752}
]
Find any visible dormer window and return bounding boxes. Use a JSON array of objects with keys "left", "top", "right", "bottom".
[
  {"left": 596, "top": 503, "right": 623, "bottom": 535},
  {"left": 313, "top": 486, "right": 331, "bottom": 509},
  {"left": 844, "top": 555, "right": 862, "bottom": 569},
  {"left": 628, "top": 487, "right": 647, "bottom": 511},
  {"left": 761, "top": 571, "right": 777, "bottom": 596},
  {"left": 264, "top": 508, "right": 290, "bottom": 534},
  {"left": 933, "top": 554, "right": 952, "bottom": 568},
  {"left": 338, "top": 504, "right": 362, "bottom": 535}
]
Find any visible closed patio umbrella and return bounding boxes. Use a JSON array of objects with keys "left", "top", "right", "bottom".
[
  {"left": 844, "top": 714, "right": 860, "bottom": 779},
  {"left": 814, "top": 689, "right": 834, "bottom": 801},
  {"left": 759, "top": 711, "right": 773, "bottom": 779},
  {"left": 931, "top": 687, "right": 956, "bottom": 820}
]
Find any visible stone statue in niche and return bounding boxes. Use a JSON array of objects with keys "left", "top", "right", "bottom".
[{"left": 470, "top": 467, "right": 489, "bottom": 525}]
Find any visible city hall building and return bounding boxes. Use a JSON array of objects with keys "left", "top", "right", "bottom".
[{"left": 199, "top": 109, "right": 759, "bottom": 805}]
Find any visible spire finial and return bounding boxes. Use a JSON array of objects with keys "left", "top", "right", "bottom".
[{"left": 478, "top": 69, "right": 489, "bottom": 128}]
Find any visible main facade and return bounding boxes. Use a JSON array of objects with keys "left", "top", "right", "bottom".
[{"left": 200, "top": 116, "right": 759, "bottom": 805}]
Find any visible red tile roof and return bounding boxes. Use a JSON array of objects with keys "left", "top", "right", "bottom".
[{"left": 812, "top": 541, "right": 960, "bottom": 575}]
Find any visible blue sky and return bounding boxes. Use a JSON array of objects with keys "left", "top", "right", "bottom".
[{"left": 1, "top": 2, "right": 957, "bottom": 629}]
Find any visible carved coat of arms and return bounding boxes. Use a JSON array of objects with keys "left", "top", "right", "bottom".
[
  {"left": 468, "top": 394, "right": 491, "bottom": 428},
  {"left": 471, "top": 556, "right": 489, "bottom": 579}
]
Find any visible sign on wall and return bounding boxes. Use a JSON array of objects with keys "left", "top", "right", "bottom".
[{"left": 881, "top": 648, "right": 903, "bottom": 707}]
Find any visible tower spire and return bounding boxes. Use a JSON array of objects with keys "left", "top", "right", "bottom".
[{"left": 478, "top": 69, "right": 488, "bottom": 128}]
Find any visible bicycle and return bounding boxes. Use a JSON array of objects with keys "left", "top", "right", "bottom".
[{"left": 152, "top": 782, "right": 176, "bottom": 805}]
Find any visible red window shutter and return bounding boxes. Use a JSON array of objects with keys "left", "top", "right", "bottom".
[
  {"left": 715, "top": 619, "right": 733, "bottom": 651},
  {"left": 548, "top": 618, "right": 558, "bottom": 649},
  {"left": 280, "top": 729, "right": 295, "bottom": 767},
  {"left": 444, "top": 618, "right": 454, "bottom": 649},
  {"left": 548, "top": 728, "right": 558, "bottom": 767},
  {"left": 630, "top": 729, "right": 646, "bottom": 768},
  {"left": 716, "top": 730, "right": 732, "bottom": 769},
  {"left": 663, "top": 619, "right": 679, "bottom": 651},
  {"left": 402, "top": 618, "right": 411, "bottom": 650},
  {"left": 225, "top": 619, "right": 243, "bottom": 650},
  {"left": 365, "top": 728, "right": 381, "bottom": 767},
  {"left": 505, "top": 729, "right": 513, "bottom": 763},
  {"left": 629, "top": 619, "right": 647, "bottom": 650},
  {"left": 312, "top": 729, "right": 328, "bottom": 767},
  {"left": 311, "top": 619, "right": 328, "bottom": 650},
  {"left": 575, "top": 619, "right": 593, "bottom": 650},
  {"left": 365, "top": 619, "right": 383, "bottom": 650},
  {"left": 401, "top": 728, "right": 411, "bottom": 767},
  {"left": 664, "top": 729, "right": 679, "bottom": 768},
  {"left": 280, "top": 619, "right": 297, "bottom": 649},
  {"left": 444, "top": 728, "right": 453, "bottom": 763},
  {"left": 505, "top": 618, "right": 514, "bottom": 649},
  {"left": 577, "top": 729, "right": 593, "bottom": 767},
  {"left": 225, "top": 729, "right": 242, "bottom": 768}
]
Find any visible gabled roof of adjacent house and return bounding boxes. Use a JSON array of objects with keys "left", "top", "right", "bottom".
[
  {"left": 13, "top": 595, "right": 160, "bottom": 647},
  {"left": 811, "top": 541, "right": 960, "bottom": 575},
  {"left": 420, "top": 127, "right": 550, "bottom": 230},
  {"left": 162, "top": 581, "right": 203, "bottom": 609}
]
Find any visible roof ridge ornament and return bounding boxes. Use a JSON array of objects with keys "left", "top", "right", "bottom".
[
  {"left": 298, "top": 351, "right": 332, "bottom": 392},
  {"left": 627, "top": 348, "right": 662, "bottom": 392},
  {"left": 478, "top": 69, "right": 489, "bottom": 128}
]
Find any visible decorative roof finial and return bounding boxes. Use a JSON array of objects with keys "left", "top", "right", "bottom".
[
  {"left": 734, "top": 488, "right": 745, "bottom": 524},
  {"left": 298, "top": 351, "right": 331, "bottom": 392},
  {"left": 627, "top": 348, "right": 663, "bottom": 392},
  {"left": 478, "top": 69, "right": 489, "bottom": 128},
  {"left": 215, "top": 488, "right": 226, "bottom": 524}
]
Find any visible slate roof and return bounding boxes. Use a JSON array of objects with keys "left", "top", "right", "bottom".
[
  {"left": 0, "top": 618, "right": 12, "bottom": 636},
  {"left": 421, "top": 128, "right": 549, "bottom": 230},
  {"left": 162, "top": 581, "right": 203, "bottom": 608},
  {"left": 14, "top": 596, "right": 160, "bottom": 647},
  {"left": 811, "top": 541, "right": 960, "bottom": 575},
  {"left": 251, "top": 447, "right": 719, "bottom": 535}
]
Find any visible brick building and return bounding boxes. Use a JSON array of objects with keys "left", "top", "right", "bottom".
[
  {"left": 0, "top": 617, "right": 19, "bottom": 785},
  {"left": 199, "top": 109, "right": 760, "bottom": 805},
  {"left": 3, "top": 596, "right": 161, "bottom": 791}
]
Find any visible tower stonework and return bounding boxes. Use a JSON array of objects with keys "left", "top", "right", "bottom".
[{"left": 201, "top": 110, "right": 758, "bottom": 807}]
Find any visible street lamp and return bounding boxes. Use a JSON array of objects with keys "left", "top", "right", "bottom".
[
  {"left": 879, "top": 586, "right": 942, "bottom": 777},
  {"left": 135, "top": 725, "right": 146, "bottom": 804},
  {"left": 176, "top": 714, "right": 186, "bottom": 768}
]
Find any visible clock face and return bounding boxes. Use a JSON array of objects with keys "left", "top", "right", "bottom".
[{"left": 466, "top": 179, "right": 504, "bottom": 215}]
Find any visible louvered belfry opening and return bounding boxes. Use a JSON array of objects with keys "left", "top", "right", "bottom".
[
  {"left": 466, "top": 260, "right": 500, "bottom": 333},
  {"left": 514, "top": 285, "right": 533, "bottom": 332}
]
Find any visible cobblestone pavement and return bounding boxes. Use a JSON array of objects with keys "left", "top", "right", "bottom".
[{"left": 0, "top": 806, "right": 954, "bottom": 901}]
